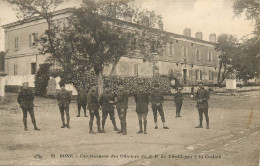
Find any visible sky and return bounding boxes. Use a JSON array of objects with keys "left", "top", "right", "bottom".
[{"left": 0, "top": 0, "right": 254, "bottom": 52}]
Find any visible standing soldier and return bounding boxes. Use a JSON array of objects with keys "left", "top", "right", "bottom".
[
  {"left": 17, "top": 82, "right": 40, "bottom": 131},
  {"left": 174, "top": 87, "right": 184, "bottom": 118},
  {"left": 76, "top": 86, "right": 88, "bottom": 117},
  {"left": 87, "top": 86, "right": 101, "bottom": 134},
  {"left": 57, "top": 83, "right": 72, "bottom": 129},
  {"left": 99, "top": 85, "right": 119, "bottom": 133},
  {"left": 195, "top": 82, "right": 210, "bottom": 129},
  {"left": 134, "top": 82, "right": 149, "bottom": 134},
  {"left": 115, "top": 83, "right": 128, "bottom": 135},
  {"left": 150, "top": 84, "right": 169, "bottom": 129}
]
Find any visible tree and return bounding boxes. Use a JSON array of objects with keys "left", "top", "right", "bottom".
[{"left": 215, "top": 34, "right": 239, "bottom": 86}]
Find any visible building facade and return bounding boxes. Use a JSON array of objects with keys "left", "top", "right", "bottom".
[{"left": 2, "top": 8, "right": 221, "bottom": 88}]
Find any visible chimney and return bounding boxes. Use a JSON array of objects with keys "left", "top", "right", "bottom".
[
  {"left": 183, "top": 28, "right": 191, "bottom": 37},
  {"left": 209, "top": 33, "right": 216, "bottom": 43},
  {"left": 195, "top": 32, "right": 203, "bottom": 40},
  {"left": 158, "top": 20, "right": 163, "bottom": 30}
]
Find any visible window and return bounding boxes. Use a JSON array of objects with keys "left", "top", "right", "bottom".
[
  {"left": 133, "top": 63, "right": 139, "bottom": 76},
  {"left": 150, "top": 41, "right": 157, "bottom": 53},
  {"left": 182, "top": 47, "right": 188, "bottom": 58},
  {"left": 168, "top": 42, "right": 174, "bottom": 56},
  {"left": 195, "top": 49, "right": 200, "bottom": 60},
  {"left": 14, "top": 64, "right": 18, "bottom": 75},
  {"left": 208, "top": 52, "right": 212, "bottom": 62},
  {"left": 14, "top": 37, "right": 19, "bottom": 50},
  {"left": 196, "top": 70, "right": 202, "bottom": 80},
  {"left": 29, "top": 33, "right": 38, "bottom": 47},
  {"left": 31, "top": 63, "right": 37, "bottom": 75}
]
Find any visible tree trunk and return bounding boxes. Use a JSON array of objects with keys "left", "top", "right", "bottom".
[
  {"left": 98, "top": 71, "right": 104, "bottom": 96},
  {"left": 217, "top": 60, "right": 223, "bottom": 86},
  {"left": 109, "top": 62, "right": 117, "bottom": 76}
]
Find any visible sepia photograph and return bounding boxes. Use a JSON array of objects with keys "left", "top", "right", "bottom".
[{"left": 0, "top": 0, "right": 259, "bottom": 165}]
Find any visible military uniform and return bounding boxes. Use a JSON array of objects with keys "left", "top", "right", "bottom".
[
  {"left": 77, "top": 90, "right": 88, "bottom": 117},
  {"left": 116, "top": 89, "right": 128, "bottom": 134},
  {"left": 57, "top": 88, "right": 72, "bottom": 128},
  {"left": 87, "top": 88, "right": 101, "bottom": 133},
  {"left": 99, "top": 89, "right": 118, "bottom": 132},
  {"left": 17, "top": 86, "right": 39, "bottom": 131},
  {"left": 195, "top": 87, "right": 210, "bottom": 129},
  {"left": 150, "top": 88, "right": 166, "bottom": 124},
  {"left": 134, "top": 89, "right": 149, "bottom": 134},
  {"left": 174, "top": 90, "right": 184, "bottom": 117}
]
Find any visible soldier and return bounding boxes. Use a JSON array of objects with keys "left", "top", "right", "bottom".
[
  {"left": 115, "top": 83, "right": 128, "bottom": 135},
  {"left": 174, "top": 87, "right": 184, "bottom": 118},
  {"left": 57, "top": 83, "right": 72, "bottom": 129},
  {"left": 99, "top": 85, "right": 119, "bottom": 133},
  {"left": 195, "top": 82, "right": 210, "bottom": 129},
  {"left": 150, "top": 84, "right": 169, "bottom": 129},
  {"left": 134, "top": 82, "right": 149, "bottom": 134},
  {"left": 76, "top": 86, "right": 88, "bottom": 117},
  {"left": 17, "top": 82, "right": 40, "bottom": 131},
  {"left": 87, "top": 86, "right": 101, "bottom": 134}
]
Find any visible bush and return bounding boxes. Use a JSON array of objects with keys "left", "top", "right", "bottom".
[{"left": 34, "top": 63, "right": 51, "bottom": 96}]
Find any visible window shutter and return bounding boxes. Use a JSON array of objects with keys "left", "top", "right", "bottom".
[
  {"left": 29, "top": 34, "right": 32, "bottom": 47},
  {"left": 200, "top": 70, "right": 202, "bottom": 80},
  {"left": 35, "top": 33, "right": 38, "bottom": 46}
]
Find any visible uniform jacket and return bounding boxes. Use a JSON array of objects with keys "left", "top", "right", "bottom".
[
  {"left": 87, "top": 90, "right": 99, "bottom": 110},
  {"left": 174, "top": 92, "right": 184, "bottom": 104},
  {"left": 17, "top": 88, "right": 34, "bottom": 109},
  {"left": 116, "top": 89, "right": 128, "bottom": 110},
  {"left": 99, "top": 90, "right": 115, "bottom": 110},
  {"left": 150, "top": 88, "right": 164, "bottom": 108},
  {"left": 134, "top": 90, "right": 149, "bottom": 113},
  {"left": 195, "top": 88, "right": 210, "bottom": 109},
  {"left": 57, "top": 89, "right": 72, "bottom": 107},
  {"left": 77, "top": 91, "right": 87, "bottom": 105}
]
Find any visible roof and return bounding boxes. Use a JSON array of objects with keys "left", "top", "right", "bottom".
[{"left": 2, "top": 7, "right": 216, "bottom": 46}]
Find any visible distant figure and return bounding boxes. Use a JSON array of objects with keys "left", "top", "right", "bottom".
[
  {"left": 17, "top": 82, "right": 40, "bottom": 131},
  {"left": 76, "top": 86, "right": 88, "bottom": 117},
  {"left": 174, "top": 87, "right": 184, "bottom": 118},
  {"left": 87, "top": 86, "right": 101, "bottom": 134},
  {"left": 195, "top": 82, "right": 210, "bottom": 129},
  {"left": 57, "top": 83, "right": 72, "bottom": 129},
  {"left": 191, "top": 85, "right": 194, "bottom": 98},
  {"left": 134, "top": 82, "right": 149, "bottom": 134},
  {"left": 150, "top": 84, "right": 169, "bottom": 129},
  {"left": 115, "top": 83, "right": 129, "bottom": 135},
  {"left": 99, "top": 85, "right": 119, "bottom": 133}
]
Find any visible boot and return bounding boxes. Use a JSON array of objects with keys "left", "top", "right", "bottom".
[
  {"left": 117, "top": 121, "right": 123, "bottom": 133},
  {"left": 89, "top": 122, "right": 96, "bottom": 134},
  {"left": 101, "top": 119, "right": 106, "bottom": 133},
  {"left": 206, "top": 119, "right": 209, "bottom": 129},
  {"left": 97, "top": 120, "right": 102, "bottom": 133},
  {"left": 61, "top": 117, "right": 66, "bottom": 128},
  {"left": 84, "top": 110, "right": 88, "bottom": 117},
  {"left": 66, "top": 117, "right": 71, "bottom": 129},
  {"left": 23, "top": 118, "right": 28, "bottom": 131},
  {"left": 122, "top": 122, "right": 127, "bottom": 135},
  {"left": 195, "top": 117, "right": 203, "bottom": 128},
  {"left": 144, "top": 120, "right": 147, "bottom": 134},
  {"left": 32, "top": 118, "right": 40, "bottom": 131},
  {"left": 112, "top": 119, "right": 119, "bottom": 131},
  {"left": 76, "top": 110, "right": 80, "bottom": 117},
  {"left": 137, "top": 120, "right": 143, "bottom": 134}
]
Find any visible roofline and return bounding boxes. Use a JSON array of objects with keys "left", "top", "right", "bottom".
[{"left": 2, "top": 7, "right": 216, "bottom": 46}]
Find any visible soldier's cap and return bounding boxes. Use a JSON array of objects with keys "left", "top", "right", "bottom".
[{"left": 22, "top": 82, "right": 29, "bottom": 86}]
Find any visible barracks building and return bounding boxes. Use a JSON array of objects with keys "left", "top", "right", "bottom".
[{"left": 2, "top": 8, "right": 221, "bottom": 91}]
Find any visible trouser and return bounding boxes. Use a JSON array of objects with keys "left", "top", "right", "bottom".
[
  {"left": 89, "top": 109, "right": 101, "bottom": 131},
  {"left": 22, "top": 107, "right": 37, "bottom": 128},
  {"left": 152, "top": 105, "right": 165, "bottom": 123},
  {"left": 198, "top": 107, "right": 209, "bottom": 126},
  {"left": 117, "top": 108, "right": 127, "bottom": 132},
  {"left": 137, "top": 112, "right": 148, "bottom": 131},
  {"left": 102, "top": 109, "right": 117, "bottom": 129},
  {"left": 59, "top": 105, "right": 70, "bottom": 125},
  {"left": 175, "top": 102, "right": 183, "bottom": 116},
  {"left": 77, "top": 103, "right": 87, "bottom": 115}
]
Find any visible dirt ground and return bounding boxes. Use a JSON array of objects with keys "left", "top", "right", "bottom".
[{"left": 0, "top": 91, "right": 259, "bottom": 166}]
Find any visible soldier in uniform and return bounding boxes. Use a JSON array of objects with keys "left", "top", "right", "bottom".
[
  {"left": 57, "top": 83, "right": 72, "bottom": 129},
  {"left": 99, "top": 85, "right": 119, "bottom": 133},
  {"left": 174, "top": 87, "right": 184, "bottom": 118},
  {"left": 150, "top": 84, "right": 169, "bottom": 129},
  {"left": 115, "top": 83, "right": 128, "bottom": 135},
  {"left": 76, "top": 86, "right": 88, "bottom": 117},
  {"left": 134, "top": 82, "right": 149, "bottom": 134},
  {"left": 87, "top": 86, "right": 101, "bottom": 134},
  {"left": 195, "top": 82, "right": 210, "bottom": 129},
  {"left": 17, "top": 82, "right": 40, "bottom": 131}
]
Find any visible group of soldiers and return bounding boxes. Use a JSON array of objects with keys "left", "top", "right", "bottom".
[{"left": 17, "top": 81, "right": 210, "bottom": 134}]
